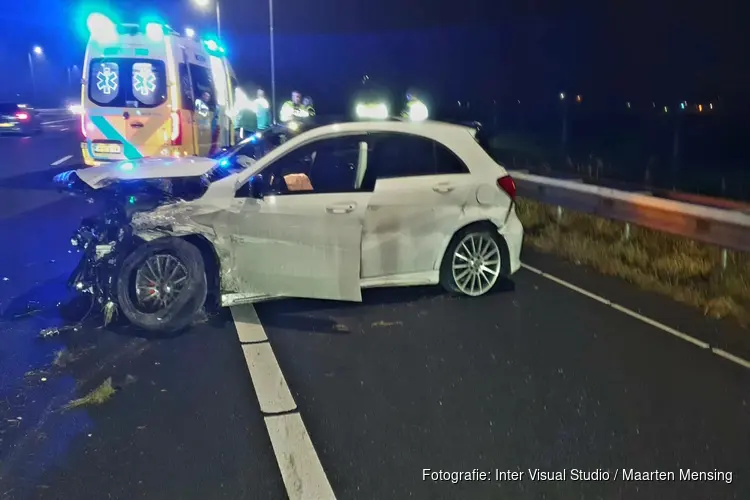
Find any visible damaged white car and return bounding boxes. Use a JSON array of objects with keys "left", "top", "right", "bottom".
[{"left": 55, "top": 120, "right": 524, "bottom": 333}]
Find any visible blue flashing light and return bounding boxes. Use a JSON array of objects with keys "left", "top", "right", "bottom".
[
  {"left": 120, "top": 162, "right": 134, "bottom": 171},
  {"left": 219, "top": 158, "right": 229, "bottom": 167},
  {"left": 128, "top": 196, "right": 136, "bottom": 204},
  {"left": 87, "top": 13, "right": 117, "bottom": 44},
  {"left": 146, "top": 23, "right": 164, "bottom": 42},
  {"left": 205, "top": 40, "right": 219, "bottom": 51},
  {"left": 680, "top": 102, "right": 685, "bottom": 109}
]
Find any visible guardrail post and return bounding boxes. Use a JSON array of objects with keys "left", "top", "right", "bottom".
[
  {"left": 721, "top": 249, "right": 728, "bottom": 272},
  {"left": 624, "top": 223, "right": 631, "bottom": 241},
  {"left": 556, "top": 205, "right": 563, "bottom": 222}
]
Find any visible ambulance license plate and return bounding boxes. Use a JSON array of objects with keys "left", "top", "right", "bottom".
[{"left": 93, "top": 143, "right": 122, "bottom": 154}]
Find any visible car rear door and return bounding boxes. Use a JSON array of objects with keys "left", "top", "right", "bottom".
[
  {"left": 222, "top": 134, "right": 371, "bottom": 301},
  {"left": 85, "top": 59, "right": 134, "bottom": 162},
  {"left": 125, "top": 61, "right": 171, "bottom": 158},
  {"left": 360, "top": 132, "right": 474, "bottom": 279}
]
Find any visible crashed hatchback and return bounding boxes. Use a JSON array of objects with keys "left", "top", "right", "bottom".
[{"left": 56, "top": 119, "right": 524, "bottom": 333}]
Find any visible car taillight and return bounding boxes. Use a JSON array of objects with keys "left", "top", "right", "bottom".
[
  {"left": 497, "top": 175, "right": 516, "bottom": 201},
  {"left": 170, "top": 112, "right": 182, "bottom": 145},
  {"left": 15, "top": 112, "right": 29, "bottom": 121}
]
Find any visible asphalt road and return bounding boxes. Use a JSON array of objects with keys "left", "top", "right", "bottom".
[{"left": 0, "top": 126, "right": 748, "bottom": 500}]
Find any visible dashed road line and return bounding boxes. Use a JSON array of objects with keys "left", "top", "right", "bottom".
[
  {"left": 521, "top": 263, "right": 750, "bottom": 370},
  {"left": 231, "top": 305, "right": 336, "bottom": 500},
  {"left": 41, "top": 119, "right": 76, "bottom": 125},
  {"left": 51, "top": 155, "right": 73, "bottom": 166}
]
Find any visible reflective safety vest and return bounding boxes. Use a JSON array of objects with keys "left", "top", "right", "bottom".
[{"left": 280, "top": 101, "right": 311, "bottom": 122}]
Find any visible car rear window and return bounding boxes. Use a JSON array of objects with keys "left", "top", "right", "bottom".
[{"left": 88, "top": 58, "right": 168, "bottom": 108}]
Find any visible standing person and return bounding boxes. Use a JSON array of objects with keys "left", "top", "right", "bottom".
[
  {"left": 302, "top": 96, "right": 316, "bottom": 118},
  {"left": 252, "top": 88, "right": 271, "bottom": 132},
  {"left": 279, "top": 91, "right": 305, "bottom": 123},
  {"left": 232, "top": 87, "right": 256, "bottom": 139}
]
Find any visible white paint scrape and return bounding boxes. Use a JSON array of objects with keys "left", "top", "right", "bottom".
[{"left": 265, "top": 413, "right": 336, "bottom": 500}]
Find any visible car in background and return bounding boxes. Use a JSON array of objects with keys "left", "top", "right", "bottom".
[
  {"left": 0, "top": 103, "right": 42, "bottom": 135},
  {"left": 55, "top": 119, "right": 523, "bottom": 333}
]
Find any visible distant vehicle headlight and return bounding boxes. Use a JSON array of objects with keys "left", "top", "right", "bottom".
[{"left": 68, "top": 104, "right": 82, "bottom": 115}]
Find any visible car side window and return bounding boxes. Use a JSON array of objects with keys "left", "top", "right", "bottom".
[
  {"left": 260, "top": 136, "right": 365, "bottom": 195},
  {"left": 365, "top": 133, "right": 468, "bottom": 181}
]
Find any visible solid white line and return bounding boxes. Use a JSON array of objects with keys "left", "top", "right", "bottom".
[
  {"left": 231, "top": 304, "right": 336, "bottom": 499},
  {"left": 231, "top": 306, "right": 268, "bottom": 343},
  {"left": 711, "top": 348, "right": 750, "bottom": 369},
  {"left": 520, "top": 263, "right": 749, "bottom": 369},
  {"left": 241, "top": 343, "right": 297, "bottom": 413},
  {"left": 265, "top": 413, "right": 336, "bottom": 500},
  {"left": 51, "top": 155, "right": 73, "bottom": 166}
]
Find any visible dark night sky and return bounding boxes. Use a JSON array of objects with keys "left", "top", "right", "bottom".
[{"left": 0, "top": 0, "right": 748, "bottom": 108}]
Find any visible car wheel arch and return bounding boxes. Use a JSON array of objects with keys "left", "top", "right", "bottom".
[
  {"left": 434, "top": 220, "right": 512, "bottom": 276},
  {"left": 179, "top": 234, "right": 222, "bottom": 307}
]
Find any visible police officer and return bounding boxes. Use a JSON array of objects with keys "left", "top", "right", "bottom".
[
  {"left": 302, "top": 96, "right": 316, "bottom": 118},
  {"left": 279, "top": 91, "right": 307, "bottom": 123},
  {"left": 401, "top": 91, "right": 429, "bottom": 121}
]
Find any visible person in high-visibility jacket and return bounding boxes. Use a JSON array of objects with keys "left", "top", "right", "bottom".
[
  {"left": 302, "top": 96, "right": 316, "bottom": 118},
  {"left": 401, "top": 92, "right": 429, "bottom": 121},
  {"left": 251, "top": 89, "right": 271, "bottom": 132},
  {"left": 279, "top": 91, "right": 310, "bottom": 123}
]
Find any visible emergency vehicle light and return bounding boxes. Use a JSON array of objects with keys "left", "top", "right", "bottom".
[
  {"left": 146, "top": 23, "right": 164, "bottom": 42},
  {"left": 87, "top": 13, "right": 117, "bottom": 44}
]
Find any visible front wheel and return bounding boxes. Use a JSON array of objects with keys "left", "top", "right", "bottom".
[
  {"left": 117, "top": 238, "right": 207, "bottom": 334},
  {"left": 440, "top": 227, "right": 505, "bottom": 297}
]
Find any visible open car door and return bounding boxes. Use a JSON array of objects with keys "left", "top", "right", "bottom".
[{"left": 218, "top": 133, "right": 371, "bottom": 301}]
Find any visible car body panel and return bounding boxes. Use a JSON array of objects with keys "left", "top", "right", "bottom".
[{"left": 74, "top": 156, "right": 219, "bottom": 188}]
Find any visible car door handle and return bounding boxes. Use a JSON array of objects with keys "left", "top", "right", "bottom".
[
  {"left": 432, "top": 184, "right": 455, "bottom": 193},
  {"left": 326, "top": 204, "right": 356, "bottom": 214}
]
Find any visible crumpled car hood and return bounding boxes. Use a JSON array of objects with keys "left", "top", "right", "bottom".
[{"left": 74, "top": 156, "right": 219, "bottom": 189}]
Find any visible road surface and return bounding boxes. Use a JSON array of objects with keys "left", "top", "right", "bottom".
[{"left": 0, "top": 121, "right": 747, "bottom": 500}]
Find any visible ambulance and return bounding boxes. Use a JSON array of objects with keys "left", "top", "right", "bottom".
[{"left": 80, "top": 13, "right": 237, "bottom": 166}]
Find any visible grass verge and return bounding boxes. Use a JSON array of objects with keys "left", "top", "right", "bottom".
[{"left": 516, "top": 198, "right": 750, "bottom": 326}]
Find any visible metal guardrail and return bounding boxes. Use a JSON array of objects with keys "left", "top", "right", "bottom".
[{"left": 510, "top": 171, "right": 750, "bottom": 254}]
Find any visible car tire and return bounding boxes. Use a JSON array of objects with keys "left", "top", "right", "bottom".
[
  {"left": 439, "top": 224, "right": 506, "bottom": 297},
  {"left": 117, "top": 237, "right": 208, "bottom": 334}
]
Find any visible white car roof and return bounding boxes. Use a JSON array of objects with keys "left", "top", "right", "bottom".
[{"left": 296, "top": 119, "right": 478, "bottom": 143}]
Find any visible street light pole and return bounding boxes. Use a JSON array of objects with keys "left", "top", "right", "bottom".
[
  {"left": 269, "top": 0, "right": 276, "bottom": 123},
  {"left": 28, "top": 52, "right": 36, "bottom": 101},
  {"left": 215, "top": 0, "right": 221, "bottom": 39}
]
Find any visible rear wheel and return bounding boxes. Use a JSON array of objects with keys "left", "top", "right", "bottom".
[
  {"left": 117, "top": 238, "right": 207, "bottom": 334},
  {"left": 440, "top": 226, "right": 504, "bottom": 297}
]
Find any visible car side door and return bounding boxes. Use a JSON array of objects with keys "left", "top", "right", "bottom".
[
  {"left": 360, "top": 132, "right": 474, "bottom": 279},
  {"left": 227, "top": 133, "right": 372, "bottom": 301}
]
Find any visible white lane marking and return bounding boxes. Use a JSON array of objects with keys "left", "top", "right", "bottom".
[
  {"left": 232, "top": 305, "right": 268, "bottom": 342},
  {"left": 42, "top": 118, "right": 76, "bottom": 125},
  {"left": 231, "top": 305, "right": 336, "bottom": 500},
  {"left": 241, "top": 343, "right": 297, "bottom": 413},
  {"left": 266, "top": 413, "right": 336, "bottom": 500},
  {"left": 51, "top": 155, "right": 73, "bottom": 166},
  {"left": 521, "top": 263, "right": 750, "bottom": 369}
]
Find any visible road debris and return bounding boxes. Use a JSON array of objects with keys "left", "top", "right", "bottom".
[
  {"left": 63, "top": 378, "right": 116, "bottom": 410},
  {"left": 371, "top": 320, "right": 403, "bottom": 327}
]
